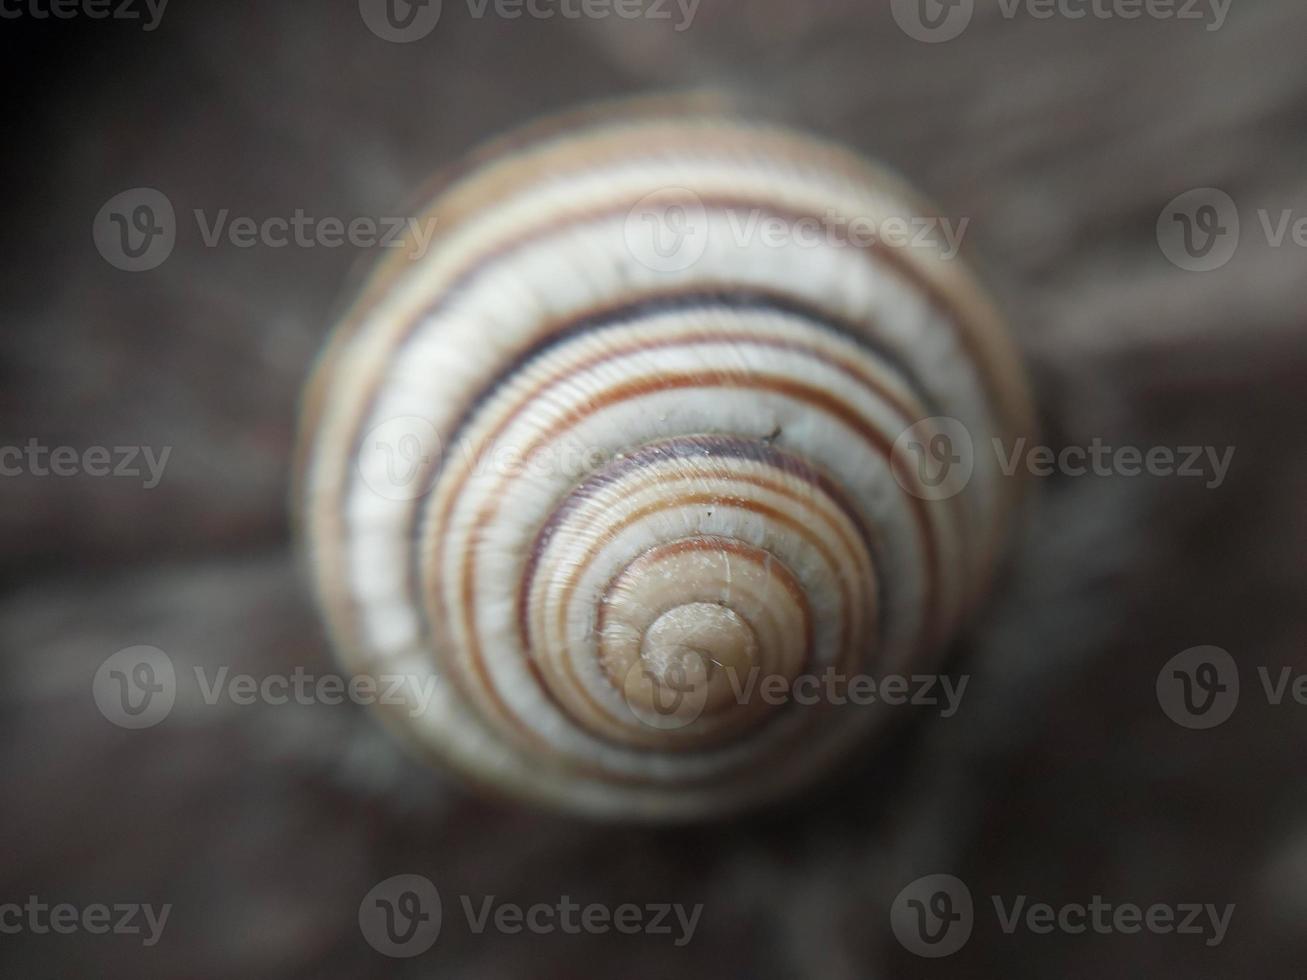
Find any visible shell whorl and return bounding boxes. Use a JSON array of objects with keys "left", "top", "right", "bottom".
[{"left": 298, "top": 109, "right": 1034, "bottom": 821}]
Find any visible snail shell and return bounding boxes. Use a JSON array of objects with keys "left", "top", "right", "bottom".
[{"left": 297, "top": 103, "right": 1034, "bottom": 821}]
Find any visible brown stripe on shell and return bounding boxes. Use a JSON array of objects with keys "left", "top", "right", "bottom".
[
  {"left": 407, "top": 309, "right": 945, "bottom": 622},
  {"left": 509, "top": 438, "right": 880, "bottom": 754},
  {"left": 518, "top": 434, "right": 881, "bottom": 652},
  {"left": 295, "top": 111, "right": 1037, "bottom": 818},
  {"left": 338, "top": 192, "right": 1019, "bottom": 487},
  {"left": 445, "top": 371, "right": 942, "bottom": 765},
  {"left": 409, "top": 320, "right": 960, "bottom": 676},
  {"left": 593, "top": 535, "right": 815, "bottom": 736},
  {"left": 293, "top": 103, "right": 953, "bottom": 442},
  {"left": 310, "top": 176, "right": 1013, "bottom": 668},
  {"left": 525, "top": 489, "right": 867, "bottom": 750}
]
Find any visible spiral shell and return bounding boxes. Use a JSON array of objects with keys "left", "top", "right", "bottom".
[{"left": 297, "top": 104, "right": 1034, "bottom": 821}]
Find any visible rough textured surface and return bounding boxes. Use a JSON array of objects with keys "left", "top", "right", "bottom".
[{"left": 3, "top": 0, "right": 1306, "bottom": 976}]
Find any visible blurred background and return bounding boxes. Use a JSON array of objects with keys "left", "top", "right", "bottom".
[{"left": 2, "top": 0, "right": 1306, "bottom": 976}]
